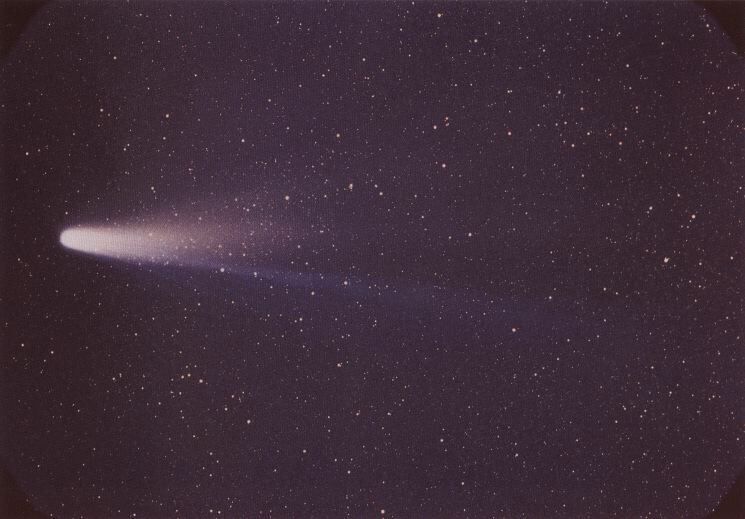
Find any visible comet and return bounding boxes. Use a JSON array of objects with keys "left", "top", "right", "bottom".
[
  {"left": 59, "top": 219, "right": 294, "bottom": 268},
  {"left": 60, "top": 226, "right": 194, "bottom": 264},
  {"left": 58, "top": 222, "right": 499, "bottom": 309},
  {"left": 58, "top": 223, "right": 402, "bottom": 298}
]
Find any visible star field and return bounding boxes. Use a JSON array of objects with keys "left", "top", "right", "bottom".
[{"left": 1, "top": 2, "right": 744, "bottom": 518}]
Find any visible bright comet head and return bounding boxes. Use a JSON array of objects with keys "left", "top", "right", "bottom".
[
  {"left": 59, "top": 226, "right": 189, "bottom": 264},
  {"left": 60, "top": 227, "right": 110, "bottom": 254},
  {"left": 60, "top": 227, "right": 164, "bottom": 261},
  {"left": 58, "top": 222, "right": 272, "bottom": 268}
]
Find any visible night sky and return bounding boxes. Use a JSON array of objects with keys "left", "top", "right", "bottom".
[{"left": 1, "top": 2, "right": 744, "bottom": 518}]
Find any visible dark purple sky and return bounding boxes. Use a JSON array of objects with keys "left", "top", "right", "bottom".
[{"left": 1, "top": 2, "right": 743, "bottom": 517}]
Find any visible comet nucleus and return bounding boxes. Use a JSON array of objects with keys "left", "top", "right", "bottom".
[{"left": 60, "top": 226, "right": 195, "bottom": 264}]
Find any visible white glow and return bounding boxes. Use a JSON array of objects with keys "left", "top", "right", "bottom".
[
  {"left": 59, "top": 226, "right": 191, "bottom": 263},
  {"left": 57, "top": 222, "right": 420, "bottom": 299},
  {"left": 58, "top": 221, "right": 284, "bottom": 269}
]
